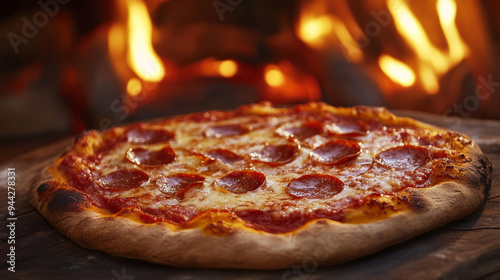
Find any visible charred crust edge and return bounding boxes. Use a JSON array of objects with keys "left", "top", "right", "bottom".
[
  {"left": 47, "top": 189, "right": 90, "bottom": 212},
  {"left": 466, "top": 152, "right": 493, "bottom": 197},
  {"left": 37, "top": 182, "right": 53, "bottom": 194},
  {"left": 399, "top": 189, "right": 428, "bottom": 211}
]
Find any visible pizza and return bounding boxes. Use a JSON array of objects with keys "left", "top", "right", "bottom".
[{"left": 30, "top": 102, "right": 492, "bottom": 269}]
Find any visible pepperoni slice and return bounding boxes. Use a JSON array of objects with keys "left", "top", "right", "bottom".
[
  {"left": 156, "top": 174, "right": 206, "bottom": 197},
  {"left": 203, "top": 124, "right": 248, "bottom": 138},
  {"left": 215, "top": 170, "right": 266, "bottom": 194},
  {"left": 279, "top": 121, "right": 323, "bottom": 140},
  {"left": 310, "top": 139, "right": 361, "bottom": 165},
  {"left": 287, "top": 174, "right": 344, "bottom": 199},
  {"left": 126, "top": 147, "right": 175, "bottom": 166},
  {"left": 206, "top": 149, "right": 243, "bottom": 164},
  {"left": 376, "top": 145, "right": 430, "bottom": 170},
  {"left": 325, "top": 120, "right": 367, "bottom": 136},
  {"left": 100, "top": 169, "right": 149, "bottom": 190},
  {"left": 127, "top": 126, "right": 175, "bottom": 144},
  {"left": 251, "top": 144, "right": 298, "bottom": 165}
]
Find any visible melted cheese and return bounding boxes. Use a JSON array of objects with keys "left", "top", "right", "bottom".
[{"left": 59, "top": 103, "right": 465, "bottom": 225}]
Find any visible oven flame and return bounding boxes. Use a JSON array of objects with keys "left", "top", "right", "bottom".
[
  {"left": 437, "top": 0, "right": 468, "bottom": 63},
  {"left": 262, "top": 62, "right": 321, "bottom": 103},
  {"left": 379, "top": 55, "right": 415, "bottom": 87},
  {"left": 297, "top": 0, "right": 472, "bottom": 96},
  {"left": 297, "top": 4, "right": 362, "bottom": 62},
  {"left": 383, "top": 0, "right": 469, "bottom": 94},
  {"left": 299, "top": 16, "right": 333, "bottom": 44},
  {"left": 125, "top": 0, "right": 165, "bottom": 83}
]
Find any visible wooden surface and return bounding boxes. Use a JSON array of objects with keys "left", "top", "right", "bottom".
[{"left": 1, "top": 111, "right": 499, "bottom": 280}]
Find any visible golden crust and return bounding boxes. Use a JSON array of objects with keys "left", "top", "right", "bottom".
[{"left": 29, "top": 102, "right": 493, "bottom": 269}]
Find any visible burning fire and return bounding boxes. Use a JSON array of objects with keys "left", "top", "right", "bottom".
[
  {"left": 109, "top": 0, "right": 319, "bottom": 105},
  {"left": 297, "top": 0, "right": 470, "bottom": 96},
  {"left": 108, "top": 0, "right": 480, "bottom": 113},
  {"left": 262, "top": 62, "right": 321, "bottom": 103},
  {"left": 378, "top": 55, "right": 415, "bottom": 87},
  {"left": 384, "top": 0, "right": 469, "bottom": 94},
  {"left": 297, "top": 2, "right": 363, "bottom": 63},
  {"left": 299, "top": 16, "right": 333, "bottom": 45},
  {"left": 126, "top": 0, "right": 165, "bottom": 83},
  {"left": 108, "top": 0, "right": 166, "bottom": 98}
]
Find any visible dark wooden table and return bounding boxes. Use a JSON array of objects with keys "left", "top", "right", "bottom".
[{"left": 1, "top": 111, "right": 499, "bottom": 280}]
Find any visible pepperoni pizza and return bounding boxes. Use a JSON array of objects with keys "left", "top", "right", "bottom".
[{"left": 30, "top": 102, "right": 492, "bottom": 269}]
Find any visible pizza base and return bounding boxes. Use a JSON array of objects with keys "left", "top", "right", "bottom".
[{"left": 30, "top": 142, "right": 491, "bottom": 269}]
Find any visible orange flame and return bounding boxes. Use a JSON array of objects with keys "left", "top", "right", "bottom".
[
  {"left": 378, "top": 55, "right": 415, "bottom": 87},
  {"left": 125, "top": 0, "right": 165, "bottom": 83},
  {"left": 297, "top": 2, "right": 363, "bottom": 62},
  {"left": 263, "top": 62, "right": 321, "bottom": 103},
  {"left": 299, "top": 16, "right": 333, "bottom": 44},
  {"left": 437, "top": 0, "right": 468, "bottom": 63},
  {"left": 382, "top": 0, "right": 469, "bottom": 94}
]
